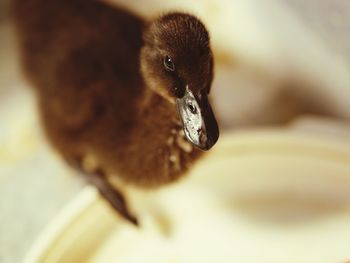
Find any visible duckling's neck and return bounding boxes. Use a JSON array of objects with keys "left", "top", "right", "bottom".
[
  {"left": 120, "top": 87, "right": 202, "bottom": 187},
  {"left": 138, "top": 88, "right": 181, "bottom": 130}
]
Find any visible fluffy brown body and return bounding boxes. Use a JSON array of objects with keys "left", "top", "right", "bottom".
[
  {"left": 11, "top": 0, "right": 214, "bottom": 222},
  {"left": 13, "top": 0, "right": 217, "bottom": 223}
]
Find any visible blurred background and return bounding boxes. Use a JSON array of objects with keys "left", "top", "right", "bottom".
[{"left": 1, "top": 0, "right": 350, "bottom": 262}]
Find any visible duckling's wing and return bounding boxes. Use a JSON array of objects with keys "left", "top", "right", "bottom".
[
  {"left": 13, "top": 0, "right": 144, "bottom": 131},
  {"left": 40, "top": 47, "right": 111, "bottom": 131}
]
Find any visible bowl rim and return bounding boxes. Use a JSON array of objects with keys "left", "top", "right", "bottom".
[{"left": 22, "top": 129, "right": 350, "bottom": 263}]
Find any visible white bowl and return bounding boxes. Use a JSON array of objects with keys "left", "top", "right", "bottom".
[{"left": 24, "top": 130, "right": 350, "bottom": 263}]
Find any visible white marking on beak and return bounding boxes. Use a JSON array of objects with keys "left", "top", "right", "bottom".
[{"left": 177, "top": 86, "right": 203, "bottom": 146}]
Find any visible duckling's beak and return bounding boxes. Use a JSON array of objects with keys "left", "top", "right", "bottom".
[{"left": 176, "top": 86, "right": 219, "bottom": 151}]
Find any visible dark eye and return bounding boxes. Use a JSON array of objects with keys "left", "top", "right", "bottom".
[{"left": 163, "top": 55, "right": 175, "bottom": 72}]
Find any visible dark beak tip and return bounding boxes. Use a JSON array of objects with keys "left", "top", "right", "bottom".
[
  {"left": 198, "top": 142, "right": 215, "bottom": 151},
  {"left": 200, "top": 144, "right": 212, "bottom": 151},
  {"left": 199, "top": 130, "right": 220, "bottom": 151}
]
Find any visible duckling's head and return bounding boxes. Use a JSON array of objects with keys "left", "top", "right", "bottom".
[{"left": 140, "top": 12, "right": 219, "bottom": 151}]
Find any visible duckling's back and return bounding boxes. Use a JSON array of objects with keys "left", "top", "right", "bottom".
[
  {"left": 12, "top": 0, "right": 145, "bottom": 166},
  {"left": 12, "top": 0, "right": 144, "bottom": 91}
]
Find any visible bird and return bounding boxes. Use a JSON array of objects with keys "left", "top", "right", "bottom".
[{"left": 11, "top": 0, "right": 219, "bottom": 225}]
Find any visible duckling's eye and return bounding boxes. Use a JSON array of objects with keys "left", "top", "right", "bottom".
[{"left": 163, "top": 56, "right": 175, "bottom": 72}]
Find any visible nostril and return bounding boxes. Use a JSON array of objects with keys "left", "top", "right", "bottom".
[{"left": 188, "top": 103, "right": 197, "bottom": 114}]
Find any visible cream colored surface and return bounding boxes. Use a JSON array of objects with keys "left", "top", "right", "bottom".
[{"left": 24, "top": 131, "right": 350, "bottom": 263}]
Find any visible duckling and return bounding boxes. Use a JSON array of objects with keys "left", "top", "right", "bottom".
[{"left": 12, "top": 0, "right": 219, "bottom": 225}]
